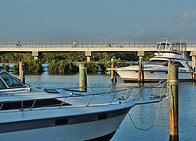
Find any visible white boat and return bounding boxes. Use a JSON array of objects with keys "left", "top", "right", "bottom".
[
  {"left": 114, "top": 41, "right": 193, "bottom": 82},
  {"left": 0, "top": 67, "right": 136, "bottom": 141}
]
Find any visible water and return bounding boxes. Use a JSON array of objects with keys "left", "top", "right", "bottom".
[{"left": 22, "top": 72, "right": 196, "bottom": 140}]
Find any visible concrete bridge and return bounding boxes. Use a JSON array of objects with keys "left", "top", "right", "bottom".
[{"left": 1, "top": 40, "right": 196, "bottom": 61}]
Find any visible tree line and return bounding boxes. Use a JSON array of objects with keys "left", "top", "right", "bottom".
[{"left": 0, "top": 52, "right": 154, "bottom": 74}]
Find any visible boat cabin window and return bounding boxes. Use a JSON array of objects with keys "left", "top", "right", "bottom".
[
  {"left": 172, "top": 61, "right": 184, "bottom": 68},
  {"left": 148, "top": 60, "right": 168, "bottom": 66},
  {"left": 0, "top": 79, "right": 7, "bottom": 89},
  {"left": 0, "top": 98, "right": 71, "bottom": 111},
  {"left": 148, "top": 60, "right": 185, "bottom": 68},
  {"left": 0, "top": 72, "right": 24, "bottom": 88}
]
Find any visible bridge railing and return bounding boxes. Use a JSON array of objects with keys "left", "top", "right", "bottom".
[
  {"left": 0, "top": 40, "right": 196, "bottom": 48},
  {"left": 0, "top": 40, "right": 158, "bottom": 48}
]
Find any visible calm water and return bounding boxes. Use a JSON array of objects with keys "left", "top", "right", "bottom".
[{"left": 21, "top": 72, "right": 196, "bottom": 141}]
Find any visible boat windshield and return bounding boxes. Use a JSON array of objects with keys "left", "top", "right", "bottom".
[
  {"left": 0, "top": 72, "right": 24, "bottom": 89},
  {"left": 148, "top": 60, "right": 168, "bottom": 66},
  {"left": 148, "top": 60, "right": 185, "bottom": 68}
]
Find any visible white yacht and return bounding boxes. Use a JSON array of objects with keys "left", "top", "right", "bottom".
[
  {"left": 0, "top": 68, "right": 137, "bottom": 141},
  {"left": 114, "top": 41, "right": 193, "bottom": 82}
]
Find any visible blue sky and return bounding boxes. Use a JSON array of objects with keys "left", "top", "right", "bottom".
[{"left": 0, "top": 0, "right": 196, "bottom": 40}]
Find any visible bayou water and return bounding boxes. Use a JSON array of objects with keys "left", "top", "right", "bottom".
[{"left": 20, "top": 72, "right": 196, "bottom": 141}]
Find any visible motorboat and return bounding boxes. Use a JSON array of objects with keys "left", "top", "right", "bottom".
[
  {"left": 114, "top": 41, "right": 193, "bottom": 82},
  {"left": 0, "top": 67, "right": 137, "bottom": 141}
]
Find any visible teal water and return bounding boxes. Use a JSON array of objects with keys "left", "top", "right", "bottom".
[{"left": 22, "top": 72, "right": 196, "bottom": 141}]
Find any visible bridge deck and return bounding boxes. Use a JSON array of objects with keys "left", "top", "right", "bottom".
[{"left": 0, "top": 40, "right": 196, "bottom": 52}]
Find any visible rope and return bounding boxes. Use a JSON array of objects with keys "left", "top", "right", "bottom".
[
  {"left": 125, "top": 102, "right": 161, "bottom": 131},
  {"left": 167, "top": 80, "right": 178, "bottom": 86},
  {"left": 122, "top": 82, "right": 167, "bottom": 131},
  {"left": 122, "top": 100, "right": 161, "bottom": 130}
]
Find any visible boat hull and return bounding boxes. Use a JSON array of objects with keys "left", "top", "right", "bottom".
[
  {"left": 0, "top": 99, "right": 134, "bottom": 141},
  {"left": 116, "top": 69, "right": 192, "bottom": 82},
  {"left": 0, "top": 112, "right": 127, "bottom": 141}
]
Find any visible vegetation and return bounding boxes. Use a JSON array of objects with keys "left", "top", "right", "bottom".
[
  {"left": 41, "top": 52, "right": 86, "bottom": 63},
  {"left": 144, "top": 52, "right": 154, "bottom": 61},
  {"left": 1, "top": 63, "right": 10, "bottom": 71},
  {"left": 12, "top": 60, "right": 43, "bottom": 74},
  {"left": 11, "top": 63, "right": 19, "bottom": 73},
  {"left": 86, "top": 61, "right": 98, "bottom": 73},
  {"left": 0, "top": 52, "right": 33, "bottom": 63},
  {"left": 48, "top": 61, "right": 78, "bottom": 74},
  {"left": 0, "top": 51, "right": 153, "bottom": 74}
]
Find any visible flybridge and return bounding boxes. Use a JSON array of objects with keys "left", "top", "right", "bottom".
[{"left": 157, "top": 41, "right": 187, "bottom": 53}]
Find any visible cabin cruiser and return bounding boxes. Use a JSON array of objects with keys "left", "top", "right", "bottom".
[
  {"left": 0, "top": 67, "right": 136, "bottom": 141},
  {"left": 114, "top": 41, "right": 193, "bottom": 82}
]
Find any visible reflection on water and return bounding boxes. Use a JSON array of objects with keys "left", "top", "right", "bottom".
[{"left": 22, "top": 72, "right": 196, "bottom": 141}]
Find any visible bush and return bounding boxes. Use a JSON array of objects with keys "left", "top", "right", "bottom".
[
  {"left": 12, "top": 63, "right": 19, "bottom": 74},
  {"left": 2, "top": 63, "right": 10, "bottom": 71},
  {"left": 86, "top": 61, "right": 98, "bottom": 73},
  {"left": 48, "top": 61, "right": 78, "bottom": 74},
  {"left": 12, "top": 60, "right": 43, "bottom": 74}
]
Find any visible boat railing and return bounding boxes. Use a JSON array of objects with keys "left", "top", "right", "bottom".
[{"left": 0, "top": 86, "right": 167, "bottom": 116}]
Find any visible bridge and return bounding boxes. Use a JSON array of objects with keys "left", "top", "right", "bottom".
[{"left": 1, "top": 40, "right": 196, "bottom": 61}]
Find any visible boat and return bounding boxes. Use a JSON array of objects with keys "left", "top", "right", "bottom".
[
  {"left": 113, "top": 41, "right": 193, "bottom": 82},
  {"left": 0, "top": 67, "right": 137, "bottom": 141}
]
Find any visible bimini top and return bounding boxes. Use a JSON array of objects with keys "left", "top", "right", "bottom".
[{"left": 0, "top": 69, "right": 26, "bottom": 90}]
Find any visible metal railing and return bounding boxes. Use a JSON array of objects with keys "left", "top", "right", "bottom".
[
  {"left": 0, "top": 86, "right": 166, "bottom": 113},
  {"left": 1, "top": 40, "right": 196, "bottom": 49}
]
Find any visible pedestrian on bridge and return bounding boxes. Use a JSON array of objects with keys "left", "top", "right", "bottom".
[
  {"left": 73, "top": 41, "right": 77, "bottom": 47},
  {"left": 108, "top": 41, "right": 111, "bottom": 47},
  {"left": 16, "top": 41, "right": 21, "bottom": 47}
]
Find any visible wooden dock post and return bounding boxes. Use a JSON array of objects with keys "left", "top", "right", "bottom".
[
  {"left": 190, "top": 51, "right": 196, "bottom": 81},
  {"left": 137, "top": 51, "right": 144, "bottom": 83},
  {"left": 19, "top": 62, "right": 25, "bottom": 84},
  {"left": 138, "top": 56, "right": 142, "bottom": 82},
  {"left": 79, "top": 63, "right": 87, "bottom": 92},
  {"left": 168, "top": 60, "right": 179, "bottom": 140},
  {"left": 111, "top": 58, "right": 116, "bottom": 83}
]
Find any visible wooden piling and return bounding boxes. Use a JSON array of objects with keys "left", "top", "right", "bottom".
[
  {"left": 141, "top": 63, "right": 144, "bottom": 83},
  {"left": 79, "top": 63, "right": 87, "bottom": 92},
  {"left": 168, "top": 60, "right": 179, "bottom": 140},
  {"left": 19, "top": 62, "right": 25, "bottom": 84},
  {"left": 192, "top": 56, "right": 196, "bottom": 72},
  {"left": 138, "top": 56, "right": 144, "bottom": 82},
  {"left": 111, "top": 58, "right": 116, "bottom": 83},
  {"left": 137, "top": 51, "right": 144, "bottom": 83}
]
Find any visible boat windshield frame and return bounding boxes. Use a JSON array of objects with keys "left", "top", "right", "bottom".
[{"left": 0, "top": 70, "right": 26, "bottom": 90}]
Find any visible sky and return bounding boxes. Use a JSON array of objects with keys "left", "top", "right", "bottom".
[{"left": 0, "top": 0, "right": 196, "bottom": 40}]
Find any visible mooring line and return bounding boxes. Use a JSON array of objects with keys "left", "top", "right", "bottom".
[
  {"left": 122, "top": 82, "right": 168, "bottom": 131},
  {"left": 122, "top": 100, "right": 161, "bottom": 131}
]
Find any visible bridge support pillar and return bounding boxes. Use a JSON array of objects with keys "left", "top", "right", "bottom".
[
  {"left": 32, "top": 51, "right": 40, "bottom": 61},
  {"left": 190, "top": 51, "right": 196, "bottom": 72},
  {"left": 85, "top": 51, "right": 91, "bottom": 62}
]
